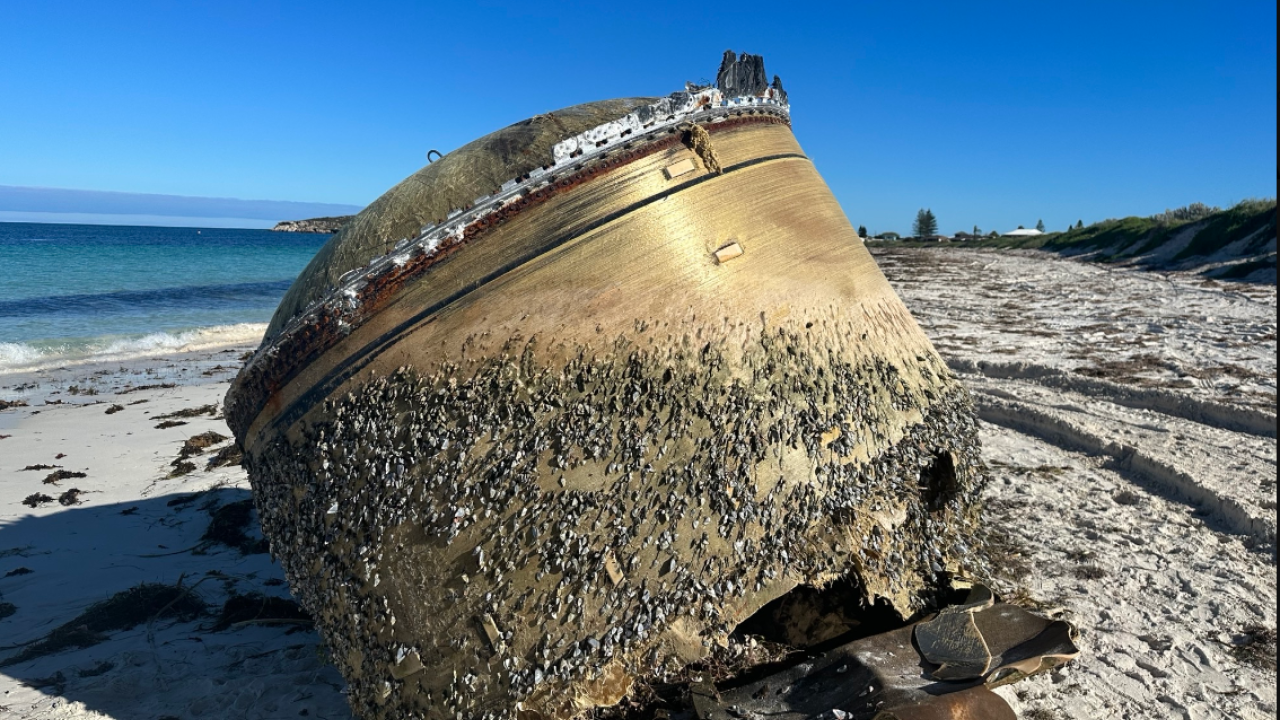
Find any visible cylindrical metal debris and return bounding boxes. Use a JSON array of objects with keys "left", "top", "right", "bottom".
[{"left": 226, "top": 54, "right": 986, "bottom": 720}]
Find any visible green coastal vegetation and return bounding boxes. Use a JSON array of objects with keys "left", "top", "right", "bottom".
[{"left": 867, "top": 199, "right": 1277, "bottom": 282}]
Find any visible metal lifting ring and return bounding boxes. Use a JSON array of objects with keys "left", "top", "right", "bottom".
[{"left": 427, "top": 149, "right": 442, "bottom": 163}]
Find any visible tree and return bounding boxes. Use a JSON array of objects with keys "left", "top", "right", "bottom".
[
  {"left": 973, "top": 224, "right": 980, "bottom": 236},
  {"left": 987, "top": 230, "right": 998, "bottom": 238},
  {"left": 880, "top": 231, "right": 901, "bottom": 240},
  {"left": 857, "top": 225, "right": 868, "bottom": 238},
  {"left": 1076, "top": 219, "right": 1083, "bottom": 229},
  {"left": 1036, "top": 219, "right": 1045, "bottom": 232},
  {"left": 913, "top": 209, "right": 938, "bottom": 238}
]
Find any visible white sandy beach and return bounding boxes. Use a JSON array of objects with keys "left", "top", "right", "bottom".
[
  {"left": 871, "top": 247, "right": 1277, "bottom": 719},
  {"left": 0, "top": 346, "right": 354, "bottom": 719},
  {"left": 0, "top": 248, "right": 1275, "bottom": 719}
]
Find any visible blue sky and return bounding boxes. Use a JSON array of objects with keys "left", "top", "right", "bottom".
[{"left": 0, "top": 1, "right": 1274, "bottom": 234}]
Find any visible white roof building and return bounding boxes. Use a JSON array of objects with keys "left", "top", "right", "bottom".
[{"left": 1004, "top": 228, "right": 1043, "bottom": 237}]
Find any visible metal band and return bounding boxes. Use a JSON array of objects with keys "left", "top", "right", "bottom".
[{"left": 261, "top": 150, "right": 811, "bottom": 438}]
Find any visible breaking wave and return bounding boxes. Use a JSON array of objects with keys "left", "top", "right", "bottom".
[{"left": 0, "top": 323, "right": 265, "bottom": 375}]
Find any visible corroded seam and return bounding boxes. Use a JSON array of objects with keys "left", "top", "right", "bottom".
[{"left": 258, "top": 149, "right": 811, "bottom": 439}]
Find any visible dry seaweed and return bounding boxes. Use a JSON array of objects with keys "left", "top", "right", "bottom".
[
  {"left": 168, "top": 460, "right": 197, "bottom": 478},
  {"left": 104, "top": 404, "right": 124, "bottom": 414},
  {"left": 979, "top": 521, "right": 1033, "bottom": 583},
  {"left": 21, "top": 493, "right": 55, "bottom": 508},
  {"left": 155, "top": 420, "right": 188, "bottom": 429},
  {"left": 155, "top": 404, "right": 219, "bottom": 420},
  {"left": 168, "top": 433, "right": 228, "bottom": 478},
  {"left": 0, "top": 400, "right": 29, "bottom": 410},
  {"left": 20, "top": 464, "right": 60, "bottom": 471},
  {"left": 1227, "top": 625, "right": 1277, "bottom": 671},
  {"left": 116, "top": 382, "right": 176, "bottom": 394},
  {"left": 57, "top": 488, "right": 84, "bottom": 506},
  {"left": 206, "top": 443, "right": 244, "bottom": 469},
  {"left": 167, "top": 493, "right": 205, "bottom": 508},
  {"left": 0, "top": 582, "right": 207, "bottom": 667},
  {"left": 43, "top": 469, "right": 86, "bottom": 484},
  {"left": 202, "top": 500, "right": 268, "bottom": 555},
  {"left": 211, "top": 592, "right": 311, "bottom": 631},
  {"left": 177, "top": 431, "right": 228, "bottom": 459}
]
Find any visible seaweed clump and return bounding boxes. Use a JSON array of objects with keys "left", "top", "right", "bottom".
[
  {"left": 206, "top": 443, "right": 244, "bottom": 469},
  {"left": 212, "top": 592, "right": 312, "bottom": 631},
  {"left": 1228, "top": 625, "right": 1277, "bottom": 671},
  {"left": 21, "top": 493, "right": 55, "bottom": 508},
  {"left": 43, "top": 470, "right": 86, "bottom": 484},
  {"left": 179, "top": 431, "right": 228, "bottom": 457},
  {"left": 0, "top": 583, "right": 207, "bottom": 667},
  {"left": 155, "top": 404, "right": 220, "bottom": 420},
  {"left": 57, "top": 489, "right": 83, "bottom": 506},
  {"left": 201, "top": 500, "right": 269, "bottom": 555},
  {"left": 169, "top": 431, "right": 230, "bottom": 477}
]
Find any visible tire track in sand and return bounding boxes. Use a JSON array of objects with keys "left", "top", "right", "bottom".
[
  {"left": 970, "top": 389, "right": 1276, "bottom": 552},
  {"left": 951, "top": 358, "right": 1277, "bottom": 439}
]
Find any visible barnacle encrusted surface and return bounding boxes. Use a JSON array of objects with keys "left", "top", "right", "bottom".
[{"left": 246, "top": 320, "right": 984, "bottom": 718}]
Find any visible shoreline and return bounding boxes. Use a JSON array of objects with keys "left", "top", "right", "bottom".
[{"left": 0, "top": 328, "right": 266, "bottom": 423}]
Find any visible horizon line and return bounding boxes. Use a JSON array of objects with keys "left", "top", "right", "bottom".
[{"left": 0, "top": 184, "right": 363, "bottom": 223}]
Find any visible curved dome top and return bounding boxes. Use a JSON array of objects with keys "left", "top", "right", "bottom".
[{"left": 265, "top": 97, "right": 657, "bottom": 342}]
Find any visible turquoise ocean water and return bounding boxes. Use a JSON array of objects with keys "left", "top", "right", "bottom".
[{"left": 0, "top": 222, "right": 329, "bottom": 372}]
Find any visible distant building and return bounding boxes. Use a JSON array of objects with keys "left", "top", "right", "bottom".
[{"left": 1003, "top": 228, "right": 1043, "bottom": 237}]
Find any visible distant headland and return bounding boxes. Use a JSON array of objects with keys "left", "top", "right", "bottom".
[{"left": 271, "top": 215, "right": 354, "bottom": 233}]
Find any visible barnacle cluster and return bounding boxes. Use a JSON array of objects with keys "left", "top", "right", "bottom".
[{"left": 244, "top": 318, "right": 985, "bottom": 719}]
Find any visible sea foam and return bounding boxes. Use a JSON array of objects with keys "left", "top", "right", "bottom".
[{"left": 0, "top": 323, "right": 266, "bottom": 375}]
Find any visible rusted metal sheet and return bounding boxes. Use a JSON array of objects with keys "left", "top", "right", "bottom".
[{"left": 703, "top": 594, "right": 1076, "bottom": 720}]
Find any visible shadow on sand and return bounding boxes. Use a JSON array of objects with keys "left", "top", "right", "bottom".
[{"left": 0, "top": 489, "right": 352, "bottom": 719}]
